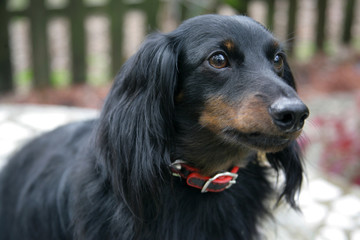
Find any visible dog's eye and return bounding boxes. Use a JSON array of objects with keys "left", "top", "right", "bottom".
[
  {"left": 209, "top": 53, "right": 229, "bottom": 69},
  {"left": 273, "top": 54, "right": 284, "bottom": 71}
]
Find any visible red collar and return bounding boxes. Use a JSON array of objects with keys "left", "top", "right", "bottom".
[{"left": 170, "top": 160, "right": 240, "bottom": 193}]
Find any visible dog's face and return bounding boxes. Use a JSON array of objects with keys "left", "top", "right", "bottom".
[{"left": 174, "top": 15, "right": 309, "bottom": 153}]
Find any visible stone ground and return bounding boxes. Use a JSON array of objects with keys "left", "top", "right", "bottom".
[{"left": 0, "top": 93, "right": 360, "bottom": 240}]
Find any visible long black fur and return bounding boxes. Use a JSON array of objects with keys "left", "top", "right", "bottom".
[{"left": 0, "top": 15, "right": 306, "bottom": 240}]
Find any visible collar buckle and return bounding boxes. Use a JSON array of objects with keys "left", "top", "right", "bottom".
[
  {"left": 170, "top": 160, "right": 240, "bottom": 193},
  {"left": 201, "top": 171, "right": 238, "bottom": 193}
]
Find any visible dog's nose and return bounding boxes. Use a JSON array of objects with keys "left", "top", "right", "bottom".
[{"left": 269, "top": 98, "right": 309, "bottom": 133}]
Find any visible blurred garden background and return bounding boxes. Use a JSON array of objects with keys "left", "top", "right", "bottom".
[
  {"left": 1, "top": 0, "right": 360, "bottom": 239},
  {"left": 1, "top": 0, "right": 359, "bottom": 104}
]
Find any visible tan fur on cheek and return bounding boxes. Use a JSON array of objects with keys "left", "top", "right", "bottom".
[
  {"left": 175, "top": 91, "right": 184, "bottom": 103},
  {"left": 199, "top": 97, "right": 236, "bottom": 131}
]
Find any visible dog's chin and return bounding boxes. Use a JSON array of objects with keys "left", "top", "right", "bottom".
[{"left": 221, "top": 128, "right": 300, "bottom": 153}]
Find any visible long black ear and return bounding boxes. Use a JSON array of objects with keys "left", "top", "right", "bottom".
[
  {"left": 95, "top": 33, "right": 179, "bottom": 216},
  {"left": 267, "top": 140, "right": 304, "bottom": 210}
]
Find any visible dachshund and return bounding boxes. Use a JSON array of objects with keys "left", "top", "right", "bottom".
[{"left": 0, "top": 15, "right": 309, "bottom": 240}]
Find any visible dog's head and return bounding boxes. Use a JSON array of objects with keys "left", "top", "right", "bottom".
[
  {"left": 97, "top": 15, "right": 308, "bottom": 212},
  {"left": 174, "top": 15, "right": 308, "bottom": 150}
]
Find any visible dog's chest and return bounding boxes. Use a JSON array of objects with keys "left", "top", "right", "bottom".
[{"left": 141, "top": 177, "right": 271, "bottom": 240}]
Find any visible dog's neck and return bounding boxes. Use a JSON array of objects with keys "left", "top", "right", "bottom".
[{"left": 173, "top": 125, "right": 255, "bottom": 176}]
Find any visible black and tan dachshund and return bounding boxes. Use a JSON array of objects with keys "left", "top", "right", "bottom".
[{"left": 0, "top": 15, "right": 309, "bottom": 240}]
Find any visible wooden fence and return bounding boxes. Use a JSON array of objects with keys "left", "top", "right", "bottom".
[
  {"left": 0, "top": 0, "right": 160, "bottom": 92},
  {"left": 180, "top": 0, "right": 358, "bottom": 53},
  {"left": 0, "top": 0, "right": 359, "bottom": 92}
]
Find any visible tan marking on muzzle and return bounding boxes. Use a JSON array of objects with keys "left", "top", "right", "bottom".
[{"left": 199, "top": 95, "right": 283, "bottom": 136}]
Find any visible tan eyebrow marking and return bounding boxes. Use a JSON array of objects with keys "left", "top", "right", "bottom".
[{"left": 223, "top": 40, "right": 235, "bottom": 52}]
